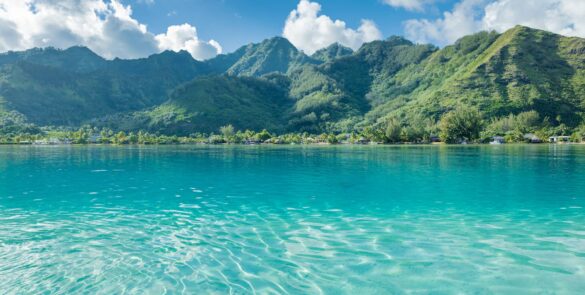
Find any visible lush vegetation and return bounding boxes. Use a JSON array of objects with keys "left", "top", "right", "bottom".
[
  {"left": 311, "top": 43, "right": 353, "bottom": 63},
  {"left": 90, "top": 75, "right": 293, "bottom": 135},
  {"left": 0, "top": 48, "right": 211, "bottom": 125},
  {"left": 3, "top": 113, "right": 584, "bottom": 145},
  {"left": 1, "top": 26, "right": 585, "bottom": 144},
  {"left": 223, "top": 37, "right": 319, "bottom": 77}
]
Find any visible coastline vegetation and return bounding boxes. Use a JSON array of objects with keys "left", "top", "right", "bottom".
[{"left": 2, "top": 107, "right": 584, "bottom": 145}]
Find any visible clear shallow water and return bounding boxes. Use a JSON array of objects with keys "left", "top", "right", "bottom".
[{"left": 0, "top": 145, "right": 584, "bottom": 294}]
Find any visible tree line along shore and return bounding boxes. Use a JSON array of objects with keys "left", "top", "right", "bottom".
[{"left": 2, "top": 107, "right": 585, "bottom": 145}]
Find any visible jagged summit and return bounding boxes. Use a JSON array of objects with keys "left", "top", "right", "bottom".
[
  {"left": 223, "top": 36, "right": 318, "bottom": 76},
  {"left": 311, "top": 43, "right": 353, "bottom": 62}
]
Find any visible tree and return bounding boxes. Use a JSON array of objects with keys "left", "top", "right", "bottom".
[
  {"left": 326, "top": 133, "right": 338, "bottom": 144},
  {"left": 72, "top": 128, "right": 89, "bottom": 144},
  {"left": 439, "top": 106, "right": 483, "bottom": 143},
  {"left": 361, "top": 126, "right": 385, "bottom": 143},
  {"left": 209, "top": 134, "right": 225, "bottom": 144},
  {"left": 128, "top": 132, "right": 138, "bottom": 144},
  {"left": 219, "top": 124, "right": 235, "bottom": 142},
  {"left": 404, "top": 113, "right": 436, "bottom": 143},
  {"left": 385, "top": 117, "right": 402, "bottom": 143},
  {"left": 100, "top": 129, "right": 112, "bottom": 144},
  {"left": 574, "top": 124, "right": 585, "bottom": 142},
  {"left": 514, "top": 111, "right": 540, "bottom": 133},
  {"left": 114, "top": 131, "right": 128, "bottom": 144},
  {"left": 255, "top": 129, "right": 272, "bottom": 142}
]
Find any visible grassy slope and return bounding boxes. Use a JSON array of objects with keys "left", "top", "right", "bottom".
[
  {"left": 366, "top": 26, "right": 585, "bottom": 127},
  {"left": 0, "top": 50, "right": 211, "bottom": 126},
  {"left": 311, "top": 43, "right": 353, "bottom": 63},
  {"left": 97, "top": 76, "right": 293, "bottom": 135},
  {"left": 226, "top": 37, "right": 319, "bottom": 77},
  {"left": 287, "top": 37, "right": 436, "bottom": 131},
  {"left": 363, "top": 31, "right": 501, "bottom": 124}
]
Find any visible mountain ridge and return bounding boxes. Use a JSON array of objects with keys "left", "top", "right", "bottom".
[{"left": 1, "top": 25, "right": 585, "bottom": 136}]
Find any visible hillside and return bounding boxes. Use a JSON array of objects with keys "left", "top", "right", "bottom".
[
  {"left": 285, "top": 36, "right": 437, "bottom": 131},
  {"left": 311, "top": 43, "right": 353, "bottom": 63},
  {"left": 1, "top": 25, "right": 585, "bottom": 137},
  {"left": 366, "top": 26, "right": 585, "bottom": 127},
  {"left": 223, "top": 37, "right": 319, "bottom": 77},
  {"left": 0, "top": 46, "right": 107, "bottom": 73},
  {"left": 94, "top": 76, "right": 292, "bottom": 135},
  {"left": 0, "top": 49, "right": 212, "bottom": 126}
]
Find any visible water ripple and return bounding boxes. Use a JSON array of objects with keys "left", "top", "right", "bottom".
[{"left": 1, "top": 145, "right": 585, "bottom": 293}]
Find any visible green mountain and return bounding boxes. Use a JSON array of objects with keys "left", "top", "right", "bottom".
[
  {"left": 0, "top": 46, "right": 106, "bottom": 73},
  {"left": 0, "top": 49, "right": 211, "bottom": 126},
  {"left": 311, "top": 43, "right": 353, "bottom": 63},
  {"left": 285, "top": 36, "right": 436, "bottom": 131},
  {"left": 95, "top": 75, "right": 292, "bottom": 135},
  {"left": 366, "top": 26, "right": 585, "bottom": 127},
  {"left": 2, "top": 25, "right": 585, "bottom": 136},
  {"left": 223, "top": 37, "right": 319, "bottom": 77}
]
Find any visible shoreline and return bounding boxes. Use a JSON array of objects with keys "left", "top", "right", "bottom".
[{"left": 1, "top": 142, "right": 584, "bottom": 147}]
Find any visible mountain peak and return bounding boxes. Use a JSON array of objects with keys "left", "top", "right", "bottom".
[
  {"left": 153, "top": 49, "right": 195, "bottom": 60},
  {"left": 63, "top": 46, "right": 103, "bottom": 57},
  {"left": 263, "top": 36, "right": 294, "bottom": 45},
  {"left": 0, "top": 45, "right": 106, "bottom": 73},
  {"left": 357, "top": 36, "right": 415, "bottom": 53},
  {"left": 255, "top": 37, "right": 299, "bottom": 54},
  {"left": 385, "top": 36, "right": 414, "bottom": 46},
  {"left": 510, "top": 25, "right": 539, "bottom": 33},
  {"left": 312, "top": 43, "right": 353, "bottom": 62},
  {"left": 222, "top": 36, "right": 317, "bottom": 77},
  {"left": 499, "top": 25, "right": 565, "bottom": 43}
]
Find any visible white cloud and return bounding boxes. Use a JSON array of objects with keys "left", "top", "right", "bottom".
[
  {"left": 404, "top": 0, "right": 585, "bottom": 45},
  {"left": 0, "top": 0, "right": 221, "bottom": 60},
  {"left": 283, "top": 0, "right": 382, "bottom": 54},
  {"left": 155, "top": 24, "right": 222, "bottom": 61},
  {"left": 404, "top": 0, "right": 485, "bottom": 45},
  {"left": 482, "top": 0, "right": 585, "bottom": 37},
  {"left": 383, "top": 0, "right": 436, "bottom": 12}
]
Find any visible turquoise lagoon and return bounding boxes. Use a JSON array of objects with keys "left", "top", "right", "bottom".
[{"left": 0, "top": 145, "right": 584, "bottom": 294}]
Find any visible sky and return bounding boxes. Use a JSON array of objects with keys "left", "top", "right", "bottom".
[
  {"left": 127, "top": 0, "right": 456, "bottom": 52},
  {"left": 1, "top": 0, "right": 585, "bottom": 60}
]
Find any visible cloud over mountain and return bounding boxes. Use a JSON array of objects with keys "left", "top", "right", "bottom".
[
  {"left": 405, "top": 0, "right": 585, "bottom": 45},
  {"left": 155, "top": 24, "right": 222, "bottom": 61},
  {"left": 0, "top": 0, "right": 221, "bottom": 60},
  {"left": 283, "top": 0, "right": 381, "bottom": 54}
]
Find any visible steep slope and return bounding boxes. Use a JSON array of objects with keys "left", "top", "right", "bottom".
[
  {"left": 224, "top": 37, "right": 319, "bottom": 77},
  {"left": 364, "top": 31, "right": 501, "bottom": 123},
  {"left": 368, "top": 26, "right": 585, "bottom": 127},
  {"left": 204, "top": 46, "right": 248, "bottom": 74},
  {"left": 95, "top": 76, "right": 293, "bottom": 135},
  {"left": 0, "top": 49, "right": 212, "bottom": 125},
  {"left": 311, "top": 43, "right": 353, "bottom": 63},
  {"left": 287, "top": 36, "right": 436, "bottom": 132}
]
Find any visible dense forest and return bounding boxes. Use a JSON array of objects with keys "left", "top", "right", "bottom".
[{"left": 1, "top": 26, "right": 585, "bottom": 144}]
